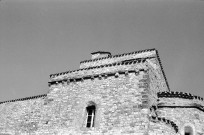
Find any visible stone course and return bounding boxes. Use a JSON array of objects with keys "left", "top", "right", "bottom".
[{"left": 0, "top": 48, "right": 203, "bottom": 135}]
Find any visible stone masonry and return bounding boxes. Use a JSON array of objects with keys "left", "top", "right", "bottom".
[{"left": 0, "top": 48, "right": 203, "bottom": 135}]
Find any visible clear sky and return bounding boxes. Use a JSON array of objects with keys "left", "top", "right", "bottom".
[{"left": 0, "top": 0, "right": 204, "bottom": 102}]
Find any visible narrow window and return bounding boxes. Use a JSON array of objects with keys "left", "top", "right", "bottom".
[
  {"left": 86, "top": 105, "right": 96, "bottom": 128},
  {"left": 184, "top": 126, "right": 193, "bottom": 135}
]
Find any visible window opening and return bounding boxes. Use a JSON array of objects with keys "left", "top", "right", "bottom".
[
  {"left": 86, "top": 105, "right": 95, "bottom": 128},
  {"left": 184, "top": 126, "right": 193, "bottom": 135}
]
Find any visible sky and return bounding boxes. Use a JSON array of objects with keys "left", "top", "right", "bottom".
[{"left": 0, "top": 0, "right": 204, "bottom": 102}]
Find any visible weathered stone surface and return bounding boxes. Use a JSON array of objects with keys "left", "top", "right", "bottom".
[{"left": 0, "top": 49, "right": 203, "bottom": 135}]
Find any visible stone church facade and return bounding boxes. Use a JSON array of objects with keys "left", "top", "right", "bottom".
[{"left": 0, "top": 48, "right": 203, "bottom": 135}]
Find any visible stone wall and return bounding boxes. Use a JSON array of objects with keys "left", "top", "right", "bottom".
[
  {"left": 157, "top": 92, "right": 204, "bottom": 135},
  {"left": 46, "top": 70, "right": 150, "bottom": 134},
  {"left": 0, "top": 70, "right": 152, "bottom": 135},
  {"left": 0, "top": 95, "right": 46, "bottom": 135},
  {"left": 49, "top": 57, "right": 149, "bottom": 82},
  {"left": 149, "top": 121, "right": 178, "bottom": 135},
  {"left": 156, "top": 107, "right": 204, "bottom": 135},
  {"left": 0, "top": 49, "right": 203, "bottom": 135}
]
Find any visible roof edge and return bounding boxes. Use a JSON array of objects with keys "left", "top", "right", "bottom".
[
  {"left": 50, "top": 56, "right": 155, "bottom": 78},
  {"left": 155, "top": 49, "right": 170, "bottom": 91},
  {"left": 157, "top": 91, "right": 204, "bottom": 102},
  {"left": 0, "top": 94, "right": 47, "bottom": 104},
  {"left": 80, "top": 48, "right": 156, "bottom": 64}
]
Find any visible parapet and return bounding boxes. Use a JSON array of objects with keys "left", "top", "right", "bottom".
[{"left": 80, "top": 48, "right": 156, "bottom": 69}]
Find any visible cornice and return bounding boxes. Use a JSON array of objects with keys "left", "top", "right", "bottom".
[
  {"left": 150, "top": 105, "right": 178, "bottom": 133},
  {"left": 0, "top": 94, "right": 47, "bottom": 105},
  {"left": 50, "top": 56, "right": 154, "bottom": 79},
  {"left": 48, "top": 69, "right": 148, "bottom": 86},
  {"left": 157, "top": 91, "right": 204, "bottom": 101},
  {"left": 150, "top": 116, "right": 178, "bottom": 133},
  {"left": 157, "top": 91, "right": 204, "bottom": 113}
]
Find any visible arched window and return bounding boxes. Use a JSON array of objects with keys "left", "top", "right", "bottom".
[
  {"left": 86, "top": 103, "right": 96, "bottom": 128},
  {"left": 184, "top": 126, "right": 193, "bottom": 135}
]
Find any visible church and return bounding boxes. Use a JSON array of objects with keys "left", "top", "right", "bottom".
[{"left": 0, "top": 48, "right": 203, "bottom": 135}]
